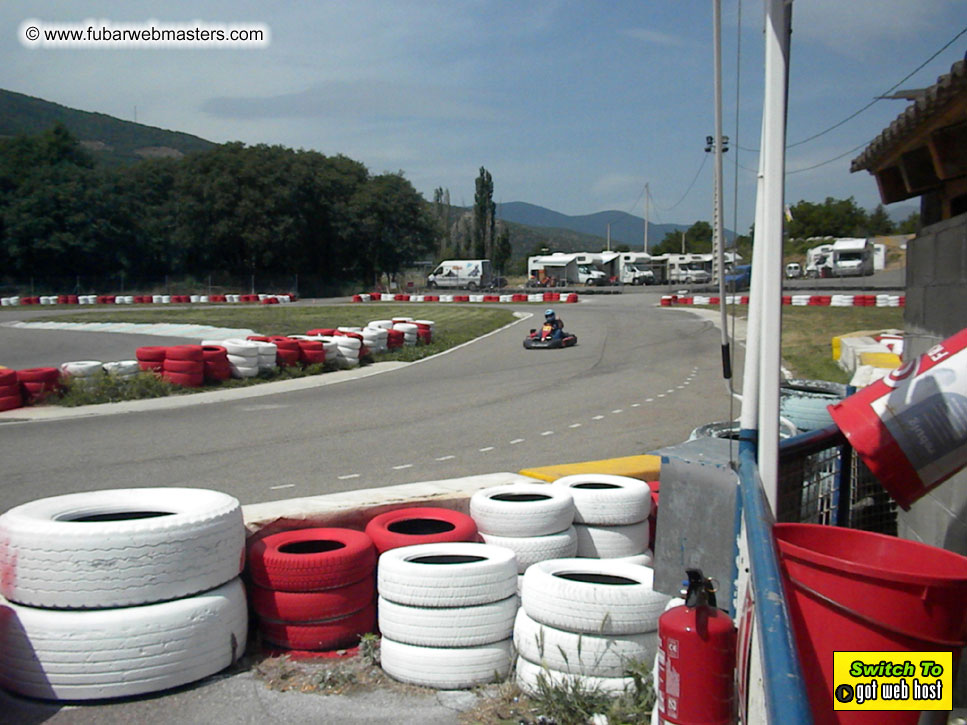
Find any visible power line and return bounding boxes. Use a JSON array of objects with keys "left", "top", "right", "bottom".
[
  {"left": 649, "top": 153, "right": 710, "bottom": 213},
  {"left": 738, "top": 24, "right": 967, "bottom": 152}
]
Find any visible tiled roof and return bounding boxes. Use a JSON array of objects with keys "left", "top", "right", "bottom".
[{"left": 850, "top": 58, "right": 967, "bottom": 172}]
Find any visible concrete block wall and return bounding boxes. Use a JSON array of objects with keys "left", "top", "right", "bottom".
[{"left": 898, "top": 212, "right": 967, "bottom": 705}]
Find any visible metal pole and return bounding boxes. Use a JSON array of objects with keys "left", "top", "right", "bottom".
[
  {"left": 644, "top": 183, "right": 649, "bottom": 252},
  {"left": 757, "top": 0, "right": 792, "bottom": 511},
  {"left": 713, "top": 0, "right": 731, "bottom": 379}
]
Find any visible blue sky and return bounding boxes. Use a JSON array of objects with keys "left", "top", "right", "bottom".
[{"left": 2, "top": 1, "right": 964, "bottom": 234}]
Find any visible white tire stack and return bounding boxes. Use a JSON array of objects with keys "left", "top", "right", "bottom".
[
  {"left": 333, "top": 334, "right": 361, "bottom": 368},
  {"left": 552, "top": 474, "right": 652, "bottom": 558},
  {"left": 102, "top": 360, "right": 140, "bottom": 379},
  {"left": 516, "top": 558, "right": 670, "bottom": 696},
  {"left": 362, "top": 327, "right": 388, "bottom": 353},
  {"left": 470, "top": 484, "right": 577, "bottom": 574},
  {"left": 392, "top": 322, "right": 418, "bottom": 346},
  {"left": 377, "top": 542, "right": 518, "bottom": 689},
  {"left": 206, "top": 338, "right": 260, "bottom": 377},
  {"left": 0, "top": 488, "right": 247, "bottom": 700},
  {"left": 59, "top": 360, "right": 103, "bottom": 382}
]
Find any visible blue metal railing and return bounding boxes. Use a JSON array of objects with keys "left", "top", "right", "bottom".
[{"left": 738, "top": 434, "right": 814, "bottom": 723}]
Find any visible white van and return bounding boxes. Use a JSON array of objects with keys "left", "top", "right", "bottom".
[
  {"left": 785, "top": 262, "right": 802, "bottom": 279},
  {"left": 427, "top": 260, "right": 492, "bottom": 290}
]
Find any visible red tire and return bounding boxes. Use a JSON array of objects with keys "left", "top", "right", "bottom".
[
  {"left": 306, "top": 328, "right": 337, "bottom": 336},
  {"left": 136, "top": 346, "right": 168, "bottom": 362},
  {"left": 268, "top": 336, "right": 300, "bottom": 351},
  {"left": 162, "top": 370, "right": 203, "bottom": 387},
  {"left": 250, "top": 576, "right": 375, "bottom": 622},
  {"left": 0, "top": 370, "right": 16, "bottom": 387},
  {"left": 162, "top": 359, "right": 204, "bottom": 374},
  {"left": 204, "top": 361, "right": 232, "bottom": 381},
  {"left": 276, "top": 348, "right": 300, "bottom": 367},
  {"left": 202, "top": 345, "right": 228, "bottom": 361},
  {"left": 364, "top": 507, "right": 478, "bottom": 554},
  {"left": 246, "top": 335, "right": 271, "bottom": 342},
  {"left": 16, "top": 367, "right": 60, "bottom": 384},
  {"left": 138, "top": 361, "right": 163, "bottom": 373},
  {"left": 260, "top": 603, "right": 376, "bottom": 651},
  {"left": 246, "top": 528, "right": 377, "bottom": 591},
  {"left": 0, "top": 394, "right": 23, "bottom": 412},
  {"left": 0, "top": 383, "right": 20, "bottom": 398},
  {"left": 165, "top": 345, "right": 204, "bottom": 362}
]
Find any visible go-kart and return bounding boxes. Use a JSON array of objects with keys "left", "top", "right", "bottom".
[{"left": 523, "top": 323, "right": 578, "bottom": 349}]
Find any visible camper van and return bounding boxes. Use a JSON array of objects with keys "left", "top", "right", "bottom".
[
  {"left": 426, "top": 259, "right": 492, "bottom": 289},
  {"left": 665, "top": 254, "right": 711, "bottom": 285},
  {"left": 829, "top": 238, "right": 874, "bottom": 277},
  {"left": 528, "top": 253, "right": 607, "bottom": 286},
  {"left": 617, "top": 253, "right": 656, "bottom": 285}
]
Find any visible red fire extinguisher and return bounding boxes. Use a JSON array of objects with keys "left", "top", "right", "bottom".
[{"left": 657, "top": 569, "right": 737, "bottom": 724}]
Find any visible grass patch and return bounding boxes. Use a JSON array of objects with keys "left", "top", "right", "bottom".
[
  {"left": 30, "top": 305, "right": 518, "bottom": 406},
  {"left": 710, "top": 305, "right": 903, "bottom": 383}
]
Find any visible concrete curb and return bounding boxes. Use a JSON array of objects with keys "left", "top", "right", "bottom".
[
  {"left": 0, "top": 362, "right": 410, "bottom": 423},
  {"left": 242, "top": 471, "right": 539, "bottom": 539}
]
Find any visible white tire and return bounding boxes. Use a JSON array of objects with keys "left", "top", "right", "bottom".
[
  {"left": 480, "top": 528, "right": 578, "bottom": 573},
  {"left": 216, "top": 339, "right": 259, "bottom": 356},
  {"left": 230, "top": 363, "right": 260, "bottom": 378},
  {"left": 521, "top": 559, "right": 669, "bottom": 635},
  {"left": 0, "top": 578, "right": 247, "bottom": 700},
  {"left": 377, "top": 542, "right": 516, "bottom": 607},
  {"left": 0, "top": 488, "right": 244, "bottom": 608},
  {"left": 552, "top": 474, "right": 652, "bottom": 525},
  {"left": 335, "top": 346, "right": 360, "bottom": 359},
  {"left": 515, "top": 656, "right": 635, "bottom": 697},
  {"left": 513, "top": 608, "right": 656, "bottom": 677},
  {"left": 470, "top": 484, "right": 575, "bottom": 537},
  {"left": 335, "top": 336, "right": 361, "bottom": 349},
  {"left": 103, "top": 360, "right": 140, "bottom": 376},
  {"left": 368, "top": 320, "right": 393, "bottom": 330},
  {"left": 60, "top": 360, "right": 103, "bottom": 377},
  {"left": 227, "top": 352, "right": 259, "bottom": 366},
  {"left": 574, "top": 521, "right": 649, "bottom": 558},
  {"left": 377, "top": 595, "right": 517, "bottom": 647},
  {"left": 380, "top": 637, "right": 513, "bottom": 689}
]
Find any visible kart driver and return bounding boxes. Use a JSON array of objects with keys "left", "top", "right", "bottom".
[{"left": 543, "top": 308, "right": 564, "bottom": 340}]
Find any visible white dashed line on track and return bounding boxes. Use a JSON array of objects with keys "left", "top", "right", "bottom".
[
  {"left": 631, "top": 403, "right": 641, "bottom": 408},
  {"left": 336, "top": 474, "right": 360, "bottom": 480},
  {"left": 435, "top": 455, "right": 455, "bottom": 461},
  {"left": 270, "top": 484, "right": 295, "bottom": 490},
  {"left": 541, "top": 431, "right": 554, "bottom": 436},
  {"left": 392, "top": 464, "right": 413, "bottom": 470},
  {"left": 509, "top": 438, "right": 525, "bottom": 445},
  {"left": 569, "top": 423, "right": 582, "bottom": 428},
  {"left": 479, "top": 446, "right": 495, "bottom": 452},
  {"left": 592, "top": 415, "right": 604, "bottom": 420},
  {"left": 612, "top": 409, "right": 623, "bottom": 414}
]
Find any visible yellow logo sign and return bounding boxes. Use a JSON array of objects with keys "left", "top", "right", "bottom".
[{"left": 833, "top": 652, "right": 952, "bottom": 711}]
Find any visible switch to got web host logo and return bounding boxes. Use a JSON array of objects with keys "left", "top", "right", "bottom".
[{"left": 833, "top": 652, "right": 951, "bottom": 711}]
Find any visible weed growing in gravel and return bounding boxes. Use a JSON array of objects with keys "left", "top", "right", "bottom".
[{"left": 58, "top": 371, "right": 183, "bottom": 406}]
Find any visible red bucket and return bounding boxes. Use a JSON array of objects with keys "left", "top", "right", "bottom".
[
  {"left": 828, "top": 327, "right": 967, "bottom": 509},
  {"left": 775, "top": 523, "right": 967, "bottom": 724}
]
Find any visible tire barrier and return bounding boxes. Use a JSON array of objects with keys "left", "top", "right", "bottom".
[
  {"left": 201, "top": 345, "right": 233, "bottom": 382},
  {"left": 377, "top": 542, "right": 517, "bottom": 688},
  {"left": 0, "top": 293, "right": 295, "bottom": 306},
  {"left": 102, "top": 360, "right": 140, "bottom": 379},
  {"left": 58, "top": 360, "right": 103, "bottom": 380},
  {"left": 246, "top": 527, "right": 378, "bottom": 652},
  {"left": 162, "top": 344, "right": 204, "bottom": 387},
  {"left": 364, "top": 506, "right": 479, "bottom": 554},
  {"left": 551, "top": 474, "right": 653, "bottom": 558},
  {"left": 662, "top": 293, "right": 904, "bottom": 308},
  {"left": 515, "top": 558, "right": 670, "bottom": 696},
  {"left": 351, "top": 292, "right": 580, "bottom": 304},
  {"left": 0, "top": 368, "right": 23, "bottom": 411},
  {"left": 16, "top": 367, "right": 61, "bottom": 404},
  {"left": 0, "top": 487, "right": 247, "bottom": 700}
]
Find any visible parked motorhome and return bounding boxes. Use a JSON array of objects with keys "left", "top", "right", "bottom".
[
  {"left": 617, "top": 252, "right": 657, "bottom": 285},
  {"left": 426, "top": 259, "right": 492, "bottom": 289},
  {"left": 804, "top": 244, "right": 833, "bottom": 278},
  {"left": 829, "top": 238, "right": 874, "bottom": 277},
  {"left": 660, "top": 254, "right": 712, "bottom": 285},
  {"left": 528, "top": 253, "right": 607, "bottom": 286}
]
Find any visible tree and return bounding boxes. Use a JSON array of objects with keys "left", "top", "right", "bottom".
[
  {"left": 786, "top": 197, "right": 868, "bottom": 239},
  {"left": 472, "top": 167, "right": 495, "bottom": 259},
  {"left": 493, "top": 223, "right": 512, "bottom": 275},
  {"left": 865, "top": 204, "right": 895, "bottom": 236},
  {"left": 651, "top": 221, "right": 713, "bottom": 255},
  {"left": 432, "top": 187, "right": 452, "bottom": 259},
  {"left": 897, "top": 211, "right": 920, "bottom": 235}
]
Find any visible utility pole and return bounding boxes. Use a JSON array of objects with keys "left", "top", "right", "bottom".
[
  {"left": 606, "top": 223, "right": 611, "bottom": 252},
  {"left": 681, "top": 230, "right": 686, "bottom": 255},
  {"left": 644, "top": 182, "right": 650, "bottom": 252}
]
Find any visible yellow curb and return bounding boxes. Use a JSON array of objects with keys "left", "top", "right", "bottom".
[{"left": 519, "top": 454, "right": 662, "bottom": 482}]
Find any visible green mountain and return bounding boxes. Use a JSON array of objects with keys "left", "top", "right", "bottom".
[{"left": 0, "top": 88, "right": 215, "bottom": 165}]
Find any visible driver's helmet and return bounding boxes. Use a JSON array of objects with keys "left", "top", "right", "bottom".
[{"left": 544, "top": 308, "right": 556, "bottom": 320}]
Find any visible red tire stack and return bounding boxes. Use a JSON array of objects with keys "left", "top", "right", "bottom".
[
  {"left": 16, "top": 367, "right": 61, "bottom": 404},
  {"left": 0, "top": 369, "right": 23, "bottom": 411},
  {"left": 294, "top": 339, "right": 326, "bottom": 365},
  {"left": 201, "top": 345, "right": 232, "bottom": 382},
  {"left": 386, "top": 329, "right": 404, "bottom": 350},
  {"left": 364, "top": 507, "right": 479, "bottom": 554},
  {"left": 136, "top": 346, "right": 167, "bottom": 373},
  {"left": 163, "top": 345, "right": 204, "bottom": 387},
  {"left": 412, "top": 323, "right": 432, "bottom": 345},
  {"left": 267, "top": 337, "right": 300, "bottom": 367},
  {"left": 306, "top": 328, "right": 337, "bottom": 337},
  {"left": 246, "top": 528, "right": 378, "bottom": 652}
]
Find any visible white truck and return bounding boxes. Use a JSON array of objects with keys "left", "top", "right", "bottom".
[
  {"left": 426, "top": 259, "right": 492, "bottom": 289},
  {"left": 664, "top": 254, "right": 711, "bottom": 285}
]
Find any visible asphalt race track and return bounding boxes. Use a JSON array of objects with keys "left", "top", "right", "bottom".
[{"left": 0, "top": 292, "right": 741, "bottom": 512}]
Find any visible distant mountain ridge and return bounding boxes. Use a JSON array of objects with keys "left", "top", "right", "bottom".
[
  {"left": 0, "top": 88, "right": 215, "bottom": 165},
  {"left": 497, "top": 201, "right": 729, "bottom": 252}
]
